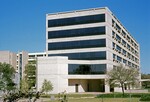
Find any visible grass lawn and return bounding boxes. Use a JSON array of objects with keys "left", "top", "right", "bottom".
[{"left": 46, "top": 98, "right": 140, "bottom": 102}]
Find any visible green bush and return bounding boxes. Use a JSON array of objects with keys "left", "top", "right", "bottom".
[
  {"left": 97, "top": 93, "right": 130, "bottom": 98},
  {"left": 97, "top": 93, "right": 150, "bottom": 98},
  {"left": 131, "top": 94, "right": 142, "bottom": 98},
  {"left": 140, "top": 94, "right": 150, "bottom": 101}
]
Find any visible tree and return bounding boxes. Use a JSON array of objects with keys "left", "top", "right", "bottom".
[
  {"left": 41, "top": 79, "right": 53, "bottom": 94},
  {"left": 107, "top": 64, "right": 139, "bottom": 96},
  {"left": 24, "top": 61, "right": 36, "bottom": 90},
  {"left": 20, "top": 78, "right": 29, "bottom": 94},
  {"left": 0, "top": 62, "right": 16, "bottom": 93},
  {"left": 141, "top": 74, "right": 150, "bottom": 88}
]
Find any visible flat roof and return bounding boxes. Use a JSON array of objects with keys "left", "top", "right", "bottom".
[{"left": 47, "top": 7, "right": 110, "bottom": 16}]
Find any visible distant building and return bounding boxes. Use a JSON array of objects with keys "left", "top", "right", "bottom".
[
  {"left": 0, "top": 51, "right": 19, "bottom": 88},
  {"left": 37, "top": 7, "right": 140, "bottom": 93},
  {"left": 0, "top": 51, "right": 17, "bottom": 69},
  {"left": 16, "top": 51, "right": 46, "bottom": 81}
]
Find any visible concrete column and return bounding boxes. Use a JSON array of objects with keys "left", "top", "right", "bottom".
[{"left": 105, "top": 79, "right": 110, "bottom": 93}]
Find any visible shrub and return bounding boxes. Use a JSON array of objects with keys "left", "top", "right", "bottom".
[
  {"left": 140, "top": 94, "right": 150, "bottom": 101},
  {"left": 131, "top": 94, "right": 142, "bottom": 98},
  {"left": 97, "top": 93, "right": 150, "bottom": 98},
  {"left": 97, "top": 93, "right": 130, "bottom": 98}
]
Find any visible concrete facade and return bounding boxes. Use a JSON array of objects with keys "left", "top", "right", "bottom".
[
  {"left": 36, "top": 7, "right": 140, "bottom": 94},
  {"left": 37, "top": 57, "right": 68, "bottom": 93}
]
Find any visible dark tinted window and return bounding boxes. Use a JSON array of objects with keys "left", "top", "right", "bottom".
[
  {"left": 117, "top": 56, "right": 122, "bottom": 62},
  {"left": 116, "top": 45, "right": 121, "bottom": 52},
  {"left": 48, "top": 27, "right": 105, "bottom": 39},
  {"left": 48, "top": 39, "right": 106, "bottom": 50},
  {"left": 48, "top": 51, "right": 106, "bottom": 60},
  {"left": 68, "top": 64, "right": 106, "bottom": 75},
  {"left": 48, "top": 14, "right": 105, "bottom": 27}
]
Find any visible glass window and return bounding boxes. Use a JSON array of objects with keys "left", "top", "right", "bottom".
[
  {"left": 122, "top": 30, "right": 126, "bottom": 37},
  {"left": 112, "top": 31, "right": 115, "bottom": 37},
  {"left": 116, "top": 24, "right": 121, "bottom": 31},
  {"left": 116, "top": 34, "right": 121, "bottom": 41},
  {"left": 113, "top": 43, "right": 115, "bottom": 48},
  {"left": 117, "top": 56, "right": 122, "bottom": 62},
  {"left": 128, "top": 61, "right": 131, "bottom": 66},
  {"left": 127, "top": 35, "right": 130, "bottom": 41},
  {"left": 48, "top": 27, "right": 105, "bottom": 39},
  {"left": 113, "top": 54, "right": 116, "bottom": 59},
  {"left": 48, "top": 39, "right": 106, "bottom": 50},
  {"left": 48, "top": 51, "right": 106, "bottom": 60},
  {"left": 68, "top": 64, "right": 106, "bottom": 75},
  {"left": 116, "top": 45, "right": 121, "bottom": 52},
  {"left": 123, "top": 49, "right": 126, "bottom": 55},
  {"left": 48, "top": 14, "right": 105, "bottom": 27},
  {"left": 127, "top": 44, "right": 130, "bottom": 50},
  {"left": 112, "top": 20, "right": 115, "bottom": 26},
  {"left": 123, "top": 59, "right": 127, "bottom": 64},
  {"left": 122, "top": 40, "right": 126, "bottom": 46}
]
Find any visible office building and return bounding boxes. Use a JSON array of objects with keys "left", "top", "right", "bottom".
[{"left": 37, "top": 7, "right": 140, "bottom": 93}]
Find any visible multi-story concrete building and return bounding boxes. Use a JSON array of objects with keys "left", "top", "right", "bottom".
[
  {"left": 37, "top": 7, "right": 140, "bottom": 93},
  {"left": 0, "top": 51, "right": 17, "bottom": 69}
]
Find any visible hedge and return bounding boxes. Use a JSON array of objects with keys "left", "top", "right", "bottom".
[{"left": 97, "top": 93, "right": 150, "bottom": 98}]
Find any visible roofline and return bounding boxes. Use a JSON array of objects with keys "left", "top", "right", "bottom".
[{"left": 46, "top": 7, "right": 111, "bottom": 16}]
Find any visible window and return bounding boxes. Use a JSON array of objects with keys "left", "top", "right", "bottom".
[
  {"left": 68, "top": 64, "right": 106, "bottom": 74},
  {"left": 122, "top": 40, "right": 126, "bottom": 46},
  {"left": 122, "top": 30, "right": 126, "bottom": 37},
  {"left": 113, "top": 43, "right": 115, "bottom": 48},
  {"left": 48, "top": 39, "right": 106, "bottom": 50},
  {"left": 112, "top": 19, "right": 115, "bottom": 26},
  {"left": 48, "top": 14, "right": 105, "bottom": 27},
  {"left": 127, "top": 35, "right": 130, "bottom": 41},
  {"left": 117, "top": 56, "right": 122, "bottom": 62},
  {"left": 113, "top": 54, "right": 116, "bottom": 59},
  {"left": 112, "top": 31, "right": 115, "bottom": 37},
  {"left": 116, "top": 24, "right": 121, "bottom": 32},
  {"left": 48, "top": 51, "right": 106, "bottom": 60},
  {"left": 116, "top": 45, "right": 121, "bottom": 52},
  {"left": 116, "top": 34, "right": 121, "bottom": 42},
  {"left": 123, "top": 59, "right": 127, "bottom": 64},
  {"left": 127, "top": 53, "right": 131, "bottom": 59},
  {"left": 48, "top": 27, "right": 105, "bottom": 39},
  {"left": 128, "top": 61, "right": 131, "bottom": 66},
  {"left": 123, "top": 49, "right": 126, "bottom": 55}
]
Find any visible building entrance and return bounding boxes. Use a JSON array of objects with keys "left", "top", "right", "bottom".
[{"left": 68, "top": 79, "right": 105, "bottom": 92}]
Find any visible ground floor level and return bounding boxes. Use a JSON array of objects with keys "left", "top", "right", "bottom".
[{"left": 68, "top": 79, "right": 105, "bottom": 93}]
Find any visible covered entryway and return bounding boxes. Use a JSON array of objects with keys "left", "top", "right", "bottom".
[{"left": 68, "top": 79, "right": 105, "bottom": 92}]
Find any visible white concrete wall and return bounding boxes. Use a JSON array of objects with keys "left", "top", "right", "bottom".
[{"left": 37, "top": 57, "right": 68, "bottom": 94}]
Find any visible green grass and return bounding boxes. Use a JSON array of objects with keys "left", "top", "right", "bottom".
[{"left": 46, "top": 98, "right": 139, "bottom": 102}]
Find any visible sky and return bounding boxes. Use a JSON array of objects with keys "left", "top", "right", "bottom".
[{"left": 0, "top": 0, "right": 149, "bottom": 73}]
